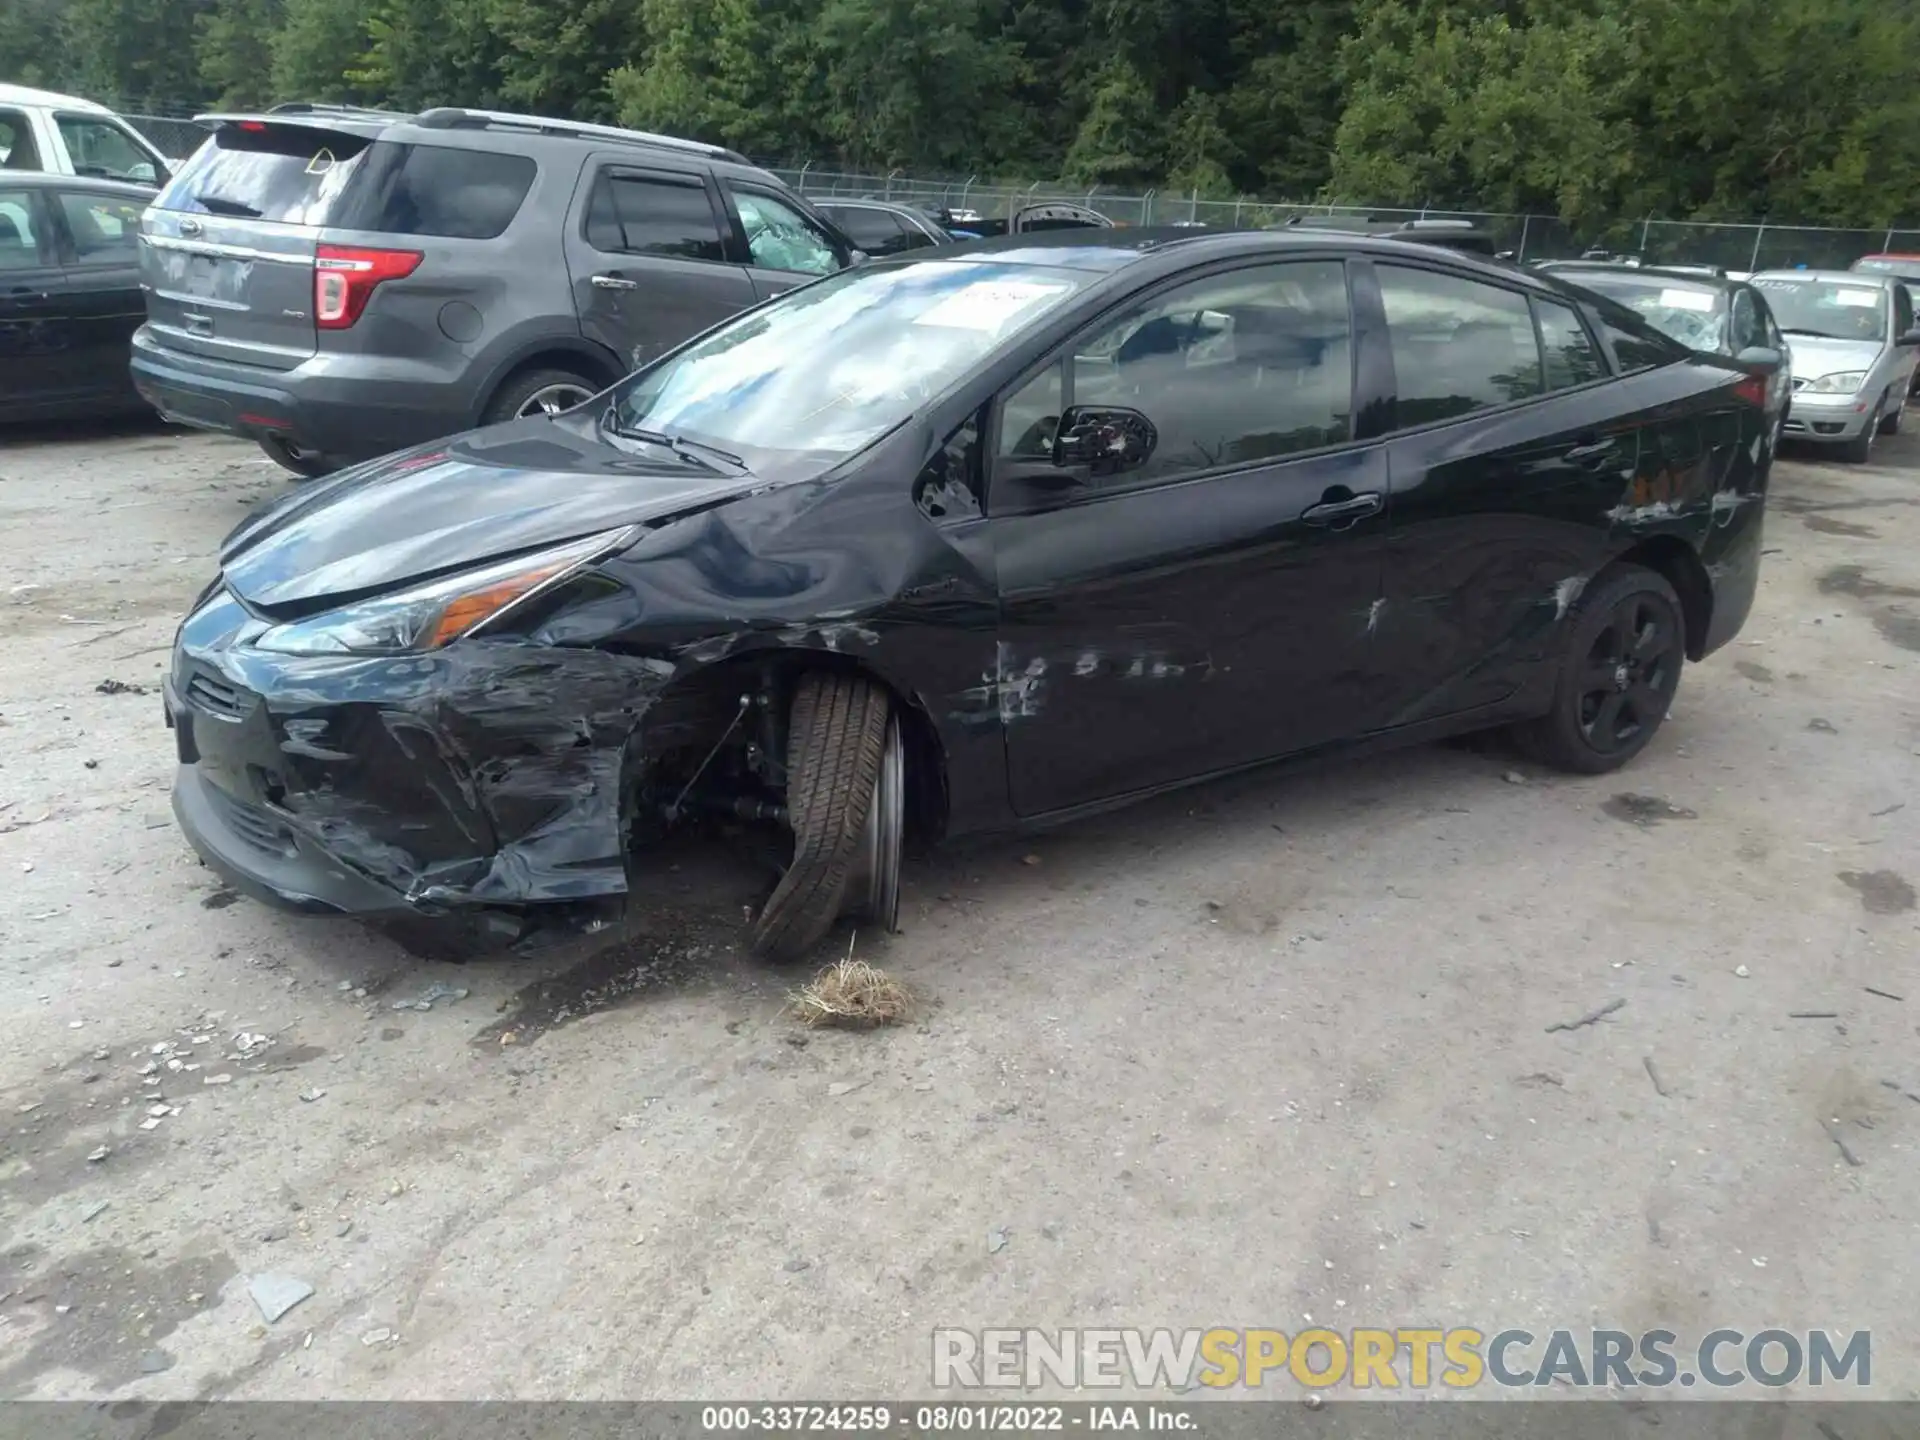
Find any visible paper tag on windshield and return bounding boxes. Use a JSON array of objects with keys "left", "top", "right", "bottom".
[
  {"left": 913, "top": 280, "right": 1067, "bottom": 333},
  {"left": 1658, "top": 289, "right": 1715, "bottom": 312},
  {"left": 1835, "top": 288, "right": 1881, "bottom": 308}
]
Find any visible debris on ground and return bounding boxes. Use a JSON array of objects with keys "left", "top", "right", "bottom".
[
  {"left": 230, "top": 1031, "right": 273, "bottom": 1060},
  {"left": 988, "top": 1226, "right": 1011, "bottom": 1254},
  {"left": 137, "top": 1349, "right": 173, "bottom": 1374},
  {"left": 391, "top": 982, "right": 469, "bottom": 1012},
  {"left": 298, "top": 1088, "right": 326, "bottom": 1103},
  {"left": 1821, "top": 1118, "right": 1864, "bottom": 1169},
  {"left": 247, "top": 1273, "right": 315, "bottom": 1323},
  {"left": 1807, "top": 717, "right": 1838, "bottom": 734},
  {"left": 361, "top": 1327, "right": 394, "bottom": 1346},
  {"left": 1603, "top": 794, "right": 1699, "bottom": 827},
  {"left": 1642, "top": 1057, "right": 1669, "bottom": 1097},
  {"left": 1735, "top": 964, "right": 1752, "bottom": 978},
  {"left": 783, "top": 1258, "right": 811, "bottom": 1273},
  {"left": 1870, "top": 802, "right": 1905, "bottom": 818},
  {"left": 1865, "top": 986, "right": 1905, "bottom": 1002},
  {"left": 789, "top": 958, "right": 915, "bottom": 1030},
  {"left": 81, "top": 1199, "right": 110, "bottom": 1222},
  {"left": 95, "top": 678, "right": 148, "bottom": 695},
  {"left": 86, "top": 1145, "right": 109, "bottom": 1163},
  {"left": 826, "top": 1081, "right": 864, "bottom": 1098},
  {"left": 1515, "top": 1072, "right": 1564, "bottom": 1088},
  {"left": 1838, "top": 869, "right": 1918, "bottom": 915},
  {"left": 1545, "top": 998, "right": 1625, "bottom": 1033},
  {"left": 1502, "top": 770, "right": 1527, "bottom": 785},
  {"left": 1789, "top": 1011, "right": 1840, "bottom": 1020}
]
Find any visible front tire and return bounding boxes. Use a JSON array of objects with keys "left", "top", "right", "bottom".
[
  {"left": 1516, "top": 566, "right": 1684, "bottom": 775},
  {"left": 1842, "top": 398, "right": 1883, "bottom": 462},
  {"left": 1878, "top": 392, "right": 1904, "bottom": 435},
  {"left": 750, "top": 674, "right": 896, "bottom": 961}
]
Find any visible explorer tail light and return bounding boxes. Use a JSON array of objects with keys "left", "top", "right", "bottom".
[{"left": 314, "top": 244, "right": 422, "bottom": 329}]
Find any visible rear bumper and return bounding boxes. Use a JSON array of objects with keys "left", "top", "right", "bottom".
[{"left": 130, "top": 327, "right": 472, "bottom": 463}]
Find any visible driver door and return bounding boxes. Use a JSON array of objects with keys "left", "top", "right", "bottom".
[{"left": 986, "top": 258, "right": 1392, "bottom": 818}]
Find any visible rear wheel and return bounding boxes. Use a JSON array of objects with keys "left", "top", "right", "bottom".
[
  {"left": 484, "top": 367, "right": 599, "bottom": 425},
  {"left": 1515, "top": 566, "right": 1684, "bottom": 775},
  {"left": 749, "top": 673, "right": 897, "bottom": 962}
]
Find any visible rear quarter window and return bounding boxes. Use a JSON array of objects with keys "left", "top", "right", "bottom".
[{"left": 328, "top": 145, "right": 536, "bottom": 240}]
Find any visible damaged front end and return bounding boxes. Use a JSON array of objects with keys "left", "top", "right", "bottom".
[{"left": 166, "top": 532, "right": 680, "bottom": 955}]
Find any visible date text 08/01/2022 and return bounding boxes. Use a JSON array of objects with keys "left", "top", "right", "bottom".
[{"left": 699, "top": 1405, "right": 1195, "bottom": 1432}]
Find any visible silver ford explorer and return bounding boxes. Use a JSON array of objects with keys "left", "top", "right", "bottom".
[{"left": 1752, "top": 269, "right": 1920, "bottom": 461}]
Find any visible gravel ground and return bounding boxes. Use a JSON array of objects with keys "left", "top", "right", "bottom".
[{"left": 1, "top": 418, "right": 1917, "bottom": 1401}]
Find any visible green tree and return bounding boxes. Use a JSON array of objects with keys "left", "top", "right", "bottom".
[
  {"left": 0, "top": 0, "right": 73, "bottom": 89},
  {"left": 271, "top": 0, "right": 382, "bottom": 103},
  {"left": 486, "top": 0, "right": 645, "bottom": 120},
  {"left": 610, "top": 0, "right": 826, "bottom": 157},
  {"left": 62, "top": 0, "right": 214, "bottom": 108},
  {"left": 348, "top": 0, "right": 504, "bottom": 109},
  {"left": 1062, "top": 57, "right": 1161, "bottom": 186},
  {"left": 197, "top": 0, "right": 280, "bottom": 108}
]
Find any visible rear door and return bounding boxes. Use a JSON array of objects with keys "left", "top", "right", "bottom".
[
  {"left": 1366, "top": 261, "right": 1635, "bottom": 727},
  {"left": 139, "top": 120, "right": 376, "bottom": 372},
  {"left": 717, "top": 181, "right": 851, "bottom": 300},
  {"left": 564, "top": 158, "right": 759, "bottom": 372},
  {"left": 47, "top": 185, "right": 148, "bottom": 406},
  {"left": 0, "top": 184, "right": 77, "bottom": 412}
]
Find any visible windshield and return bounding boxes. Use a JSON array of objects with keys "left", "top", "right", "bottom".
[
  {"left": 1560, "top": 272, "right": 1728, "bottom": 351},
  {"left": 1750, "top": 276, "right": 1888, "bottom": 342},
  {"left": 1854, "top": 257, "right": 1920, "bottom": 282},
  {"left": 611, "top": 258, "right": 1094, "bottom": 460}
]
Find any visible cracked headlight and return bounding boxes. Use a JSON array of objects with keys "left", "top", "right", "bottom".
[
  {"left": 1805, "top": 371, "right": 1867, "bottom": 394},
  {"left": 254, "top": 527, "right": 635, "bottom": 656}
]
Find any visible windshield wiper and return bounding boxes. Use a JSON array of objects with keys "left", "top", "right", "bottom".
[
  {"left": 194, "top": 194, "right": 262, "bottom": 218},
  {"left": 604, "top": 416, "right": 747, "bottom": 474}
]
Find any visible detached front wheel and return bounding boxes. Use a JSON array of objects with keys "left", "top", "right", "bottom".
[
  {"left": 750, "top": 673, "right": 903, "bottom": 961},
  {"left": 1516, "top": 566, "right": 1684, "bottom": 775}
]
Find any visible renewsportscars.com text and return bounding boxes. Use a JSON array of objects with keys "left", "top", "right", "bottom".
[{"left": 932, "top": 1327, "right": 1871, "bottom": 1391}]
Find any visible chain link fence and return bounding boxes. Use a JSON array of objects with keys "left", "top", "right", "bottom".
[{"left": 123, "top": 115, "right": 1918, "bottom": 270}]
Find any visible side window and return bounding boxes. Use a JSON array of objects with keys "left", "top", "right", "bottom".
[
  {"left": 1534, "top": 299, "right": 1608, "bottom": 390},
  {"left": 1599, "top": 315, "right": 1676, "bottom": 374},
  {"left": 1729, "top": 291, "right": 1764, "bottom": 352},
  {"left": 587, "top": 174, "right": 727, "bottom": 263},
  {"left": 995, "top": 259, "right": 1354, "bottom": 488},
  {"left": 1378, "top": 265, "right": 1542, "bottom": 427},
  {"left": 833, "top": 206, "right": 907, "bottom": 253},
  {"left": 914, "top": 411, "right": 984, "bottom": 521},
  {"left": 55, "top": 191, "right": 145, "bottom": 265},
  {"left": 0, "top": 188, "right": 47, "bottom": 269},
  {"left": 327, "top": 145, "right": 535, "bottom": 240},
  {"left": 0, "top": 111, "right": 42, "bottom": 171},
  {"left": 729, "top": 187, "right": 843, "bottom": 275},
  {"left": 56, "top": 114, "right": 159, "bottom": 184},
  {"left": 1896, "top": 284, "right": 1915, "bottom": 337}
]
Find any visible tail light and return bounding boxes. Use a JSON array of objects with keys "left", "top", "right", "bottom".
[
  {"left": 314, "top": 244, "right": 422, "bottom": 330},
  {"left": 1731, "top": 374, "right": 1768, "bottom": 409}
]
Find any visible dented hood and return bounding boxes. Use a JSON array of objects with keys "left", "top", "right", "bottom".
[{"left": 221, "top": 416, "right": 766, "bottom": 610}]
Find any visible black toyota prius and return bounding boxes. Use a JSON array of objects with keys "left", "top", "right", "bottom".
[{"left": 165, "top": 228, "right": 1772, "bottom": 960}]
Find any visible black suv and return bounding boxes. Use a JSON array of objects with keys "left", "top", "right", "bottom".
[{"left": 130, "top": 103, "right": 858, "bottom": 476}]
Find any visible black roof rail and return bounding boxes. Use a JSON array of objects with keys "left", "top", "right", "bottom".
[{"left": 412, "top": 106, "right": 749, "bottom": 164}]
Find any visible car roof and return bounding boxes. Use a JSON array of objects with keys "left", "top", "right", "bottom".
[
  {"left": 1545, "top": 263, "right": 1739, "bottom": 292},
  {"left": 195, "top": 103, "right": 754, "bottom": 167},
  {"left": 921, "top": 225, "right": 1571, "bottom": 283},
  {"left": 1752, "top": 268, "right": 1898, "bottom": 286},
  {"left": 0, "top": 169, "right": 159, "bottom": 199},
  {"left": 0, "top": 83, "right": 115, "bottom": 114}
]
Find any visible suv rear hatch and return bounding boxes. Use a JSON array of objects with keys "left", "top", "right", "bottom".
[{"left": 141, "top": 117, "right": 383, "bottom": 372}]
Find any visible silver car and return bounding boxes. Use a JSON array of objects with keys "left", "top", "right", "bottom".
[{"left": 1752, "top": 269, "right": 1920, "bottom": 461}]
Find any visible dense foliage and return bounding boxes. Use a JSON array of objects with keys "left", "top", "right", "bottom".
[{"left": 7, "top": 0, "right": 1920, "bottom": 225}]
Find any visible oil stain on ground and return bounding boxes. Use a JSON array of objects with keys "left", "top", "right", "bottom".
[
  {"left": 1838, "top": 869, "right": 1917, "bottom": 915},
  {"left": 0, "top": 1243, "right": 236, "bottom": 1394},
  {"left": 1604, "top": 794, "right": 1699, "bottom": 828},
  {"left": 471, "top": 920, "right": 735, "bottom": 1049},
  {"left": 1818, "top": 565, "right": 1920, "bottom": 600},
  {"left": 1800, "top": 515, "right": 1879, "bottom": 539},
  {"left": 1733, "top": 660, "right": 1774, "bottom": 684}
]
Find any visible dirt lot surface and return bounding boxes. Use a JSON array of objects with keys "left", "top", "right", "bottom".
[{"left": 2, "top": 419, "right": 1917, "bottom": 1401}]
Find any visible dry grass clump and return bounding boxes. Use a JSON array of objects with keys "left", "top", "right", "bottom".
[{"left": 789, "top": 954, "right": 915, "bottom": 1029}]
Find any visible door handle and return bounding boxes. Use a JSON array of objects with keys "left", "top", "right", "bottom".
[
  {"left": 591, "top": 274, "right": 639, "bottom": 291},
  {"left": 1302, "top": 492, "right": 1383, "bottom": 527},
  {"left": 1564, "top": 438, "right": 1620, "bottom": 468}
]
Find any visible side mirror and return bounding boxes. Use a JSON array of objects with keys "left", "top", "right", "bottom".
[
  {"left": 847, "top": 249, "right": 870, "bottom": 267},
  {"left": 1734, "top": 345, "right": 1783, "bottom": 368},
  {"left": 1051, "top": 405, "right": 1157, "bottom": 477},
  {"left": 1897, "top": 326, "right": 1920, "bottom": 347}
]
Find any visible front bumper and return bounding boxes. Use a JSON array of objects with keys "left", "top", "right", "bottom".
[
  {"left": 130, "top": 327, "right": 472, "bottom": 464},
  {"left": 163, "top": 588, "right": 674, "bottom": 929},
  {"left": 1782, "top": 391, "right": 1876, "bottom": 442}
]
